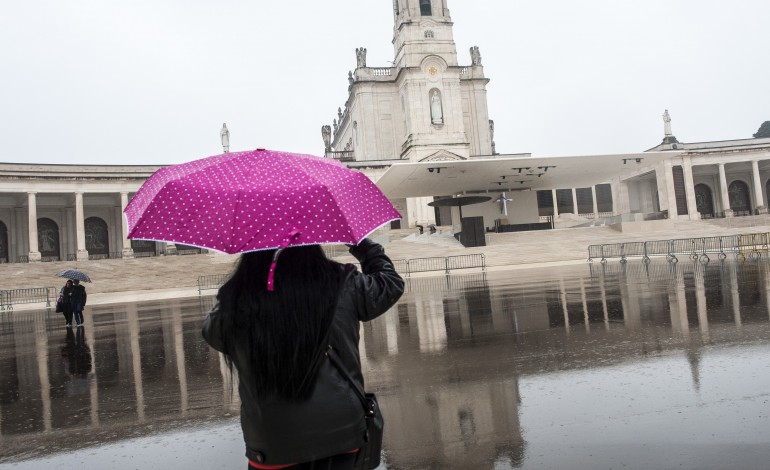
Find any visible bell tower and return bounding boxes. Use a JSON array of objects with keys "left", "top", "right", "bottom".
[{"left": 392, "top": 0, "right": 458, "bottom": 68}]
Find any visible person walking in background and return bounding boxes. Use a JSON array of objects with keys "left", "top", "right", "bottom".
[
  {"left": 202, "top": 238, "right": 404, "bottom": 469},
  {"left": 71, "top": 279, "right": 87, "bottom": 327},
  {"left": 59, "top": 280, "right": 74, "bottom": 327}
]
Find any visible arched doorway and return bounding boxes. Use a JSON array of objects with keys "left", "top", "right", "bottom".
[
  {"left": 694, "top": 184, "right": 714, "bottom": 218},
  {"left": 37, "top": 218, "right": 60, "bottom": 261},
  {"left": 728, "top": 180, "right": 751, "bottom": 215},
  {"left": 85, "top": 217, "right": 109, "bottom": 258},
  {"left": 0, "top": 221, "right": 8, "bottom": 263}
]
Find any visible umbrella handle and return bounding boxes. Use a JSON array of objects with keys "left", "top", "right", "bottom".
[{"left": 267, "top": 230, "right": 301, "bottom": 292}]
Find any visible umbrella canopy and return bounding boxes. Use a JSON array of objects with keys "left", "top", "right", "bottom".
[
  {"left": 55, "top": 269, "right": 92, "bottom": 283},
  {"left": 124, "top": 149, "right": 401, "bottom": 254}
]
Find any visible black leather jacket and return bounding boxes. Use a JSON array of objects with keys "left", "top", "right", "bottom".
[{"left": 202, "top": 239, "right": 404, "bottom": 465}]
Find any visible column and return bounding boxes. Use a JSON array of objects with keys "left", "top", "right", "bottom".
[
  {"left": 681, "top": 157, "right": 700, "bottom": 220},
  {"left": 718, "top": 163, "right": 733, "bottom": 217},
  {"left": 127, "top": 305, "right": 146, "bottom": 422},
  {"left": 580, "top": 279, "right": 590, "bottom": 333},
  {"left": 120, "top": 192, "right": 135, "bottom": 258},
  {"left": 75, "top": 192, "right": 89, "bottom": 261},
  {"left": 694, "top": 268, "right": 710, "bottom": 342},
  {"left": 559, "top": 279, "right": 570, "bottom": 334},
  {"left": 658, "top": 162, "right": 679, "bottom": 220},
  {"left": 751, "top": 160, "right": 767, "bottom": 214},
  {"left": 668, "top": 267, "right": 690, "bottom": 336},
  {"left": 27, "top": 192, "right": 42, "bottom": 261},
  {"left": 728, "top": 262, "right": 742, "bottom": 329},
  {"left": 591, "top": 185, "right": 599, "bottom": 218},
  {"left": 171, "top": 305, "right": 189, "bottom": 415},
  {"left": 551, "top": 189, "right": 559, "bottom": 218},
  {"left": 571, "top": 188, "right": 578, "bottom": 215}
]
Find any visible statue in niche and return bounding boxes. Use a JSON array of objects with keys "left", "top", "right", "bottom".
[
  {"left": 430, "top": 90, "right": 443, "bottom": 125},
  {"left": 348, "top": 71, "right": 354, "bottom": 85},
  {"left": 321, "top": 125, "right": 331, "bottom": 151},
  {"left": 470, "top": 46, "right": 482, "bottom": 66},
  {"left": 220, "top": 123, "right": 230, "bottom": 152},
  {"left": 355, "top": 47, "right": 367, "bottom": 68}
]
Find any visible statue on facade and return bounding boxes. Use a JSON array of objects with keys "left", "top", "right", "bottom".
[
  {"left": 470, "top": 46, "right": 482, "bottom": 66},
  {"left": 348, "top": 70, "right": 354, "bottom": 85},
  {"left": 333, "top": 119, "right": 338, "bottom": 134},
  {"left": 430, "top": 90, "right": 443, "bottom": 124},
  {"left": 355, "top": 47, "right": 367, "bottom": 68},
  {"left": 321, "top": 125, "right": 332, "bottom": 151},
  {"left": 489, "top": 119, "right": 496, "bottom": 154},
  {"left": 220, "top": 123, "right": 230, "bottom": 153},
  {"left": 663, "top": 109, "right": 672, "bottom": 136},
  {"left": 338, "top": 107, "right": 343, "bottom": 120}
]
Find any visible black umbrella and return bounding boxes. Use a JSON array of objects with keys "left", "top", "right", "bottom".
[
  {"left": 427, "top": 196, "right": 492, "bottom": 218},
  {"left": 55, "top": 269, "right": 92, "bottom": 283}
]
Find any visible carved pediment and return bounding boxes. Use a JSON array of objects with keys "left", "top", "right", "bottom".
[{"left": 419, "top": 151, "right": 466, "bottom": 162}]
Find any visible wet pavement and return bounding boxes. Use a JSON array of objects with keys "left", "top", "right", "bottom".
[{"left": 1, "top": 260, "right": 770, "bottom": 469}]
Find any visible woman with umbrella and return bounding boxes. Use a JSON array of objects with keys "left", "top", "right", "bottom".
[
  {"left": 202, "top": 239, "right": 403, "bottom": 469},
  {"left": 59, "top": 279, "right": 74, "bottom": 327},
  {"left": 127, "top": 148, "right": 405, "bottom": 468},
  {"left": 71, "top": 279, "right": 87, "bottom": 327}
]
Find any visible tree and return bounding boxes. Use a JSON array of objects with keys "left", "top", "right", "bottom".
[{"left": 754, "top": 121, "right": 770, "bottom": 138}]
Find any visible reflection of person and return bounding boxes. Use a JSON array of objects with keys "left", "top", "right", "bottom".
[
  {"left": 202, "top": 239, "right": 404, "bottom": 469},
  {"left": 60, "top": 280, "right": 74, "bottom": 327},
  {"left": 61, "top": 327, "right": 92, "bottom": 377},
  {"left": 71, "top": 279, "right": 87, "bottom": 327}
]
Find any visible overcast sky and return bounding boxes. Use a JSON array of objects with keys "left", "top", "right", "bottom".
[{"left": 1, "top": 0, "right": 768, "bottom": 166}]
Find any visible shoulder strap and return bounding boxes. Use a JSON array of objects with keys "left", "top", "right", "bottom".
[{"left": 326, "top": 346, "right": 375, "bottom": 416}]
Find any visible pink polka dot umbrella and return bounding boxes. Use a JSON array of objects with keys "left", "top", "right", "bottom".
[{"left": 124, "top": 149, "right": 401, "bottom": 256}]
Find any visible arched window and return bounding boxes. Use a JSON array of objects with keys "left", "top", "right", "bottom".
[
  {"left": 420, "top": 0, "right": 432, "bottom": 16},
  {"left": 694, "top": 184, "right": 714, "bottom": 218},
  {"left": 0, "top": 220, "right": 8, "bottom": 263},
  {"left": 85, "top": 217, "right": 109, "bottom": 258},
  {"left": 728, "top": 180, "right": 751, "bottom": 214},
  {"left": 37, "top": 218, "right": 60, "bottom": 261}
]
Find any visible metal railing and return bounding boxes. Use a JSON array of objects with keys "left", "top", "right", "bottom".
[
  {"left": 197, "top": 273, "right": 229, "bottom": 294},
  {"left": 588, "top": 232, "right": 765, "bottom": 264},
  {"left": 0, "top": 287, "right": 57, "bottom": 311}
]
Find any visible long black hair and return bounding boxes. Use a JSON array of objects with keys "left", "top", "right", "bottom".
[{"left": 216, "top": 244, "right": 347, "bottom": 401}]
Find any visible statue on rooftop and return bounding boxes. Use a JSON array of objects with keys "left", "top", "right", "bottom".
[
  {"left": 220, "top": 123, "right": 230, "bottom": 153},
  {"left": 321, "top": 125, "right": 331, "bottom": 151},
  {"left": 470, "top": 46, "right": 482, "bottom": 66},
  {"left": 663, "top": 110, "right": 672, "bottom": 136},
  {"left": 355, "top": 47, "right": 367, "bottom": 67}
]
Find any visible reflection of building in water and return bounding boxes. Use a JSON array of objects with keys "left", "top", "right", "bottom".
[
  {"left": 2, "top": 263, "right": 770, "bottom": 464},
  {"left": 0, "top": 298, "right": 234, "bottom": 458}
]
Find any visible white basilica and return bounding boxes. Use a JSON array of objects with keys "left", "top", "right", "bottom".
[
  {"left": 325, "top": 0, "right": 770, "bottom": 235},
  {"left": 1, "top": 0, "right": 769, "bottom": 262}
]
